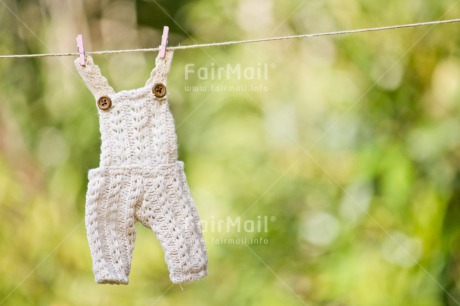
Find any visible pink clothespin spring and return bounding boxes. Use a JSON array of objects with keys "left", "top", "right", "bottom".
[
  {"left": 76, "top": 34, "right": 86, "bottom": 66},
  {"left": 159, "top": 26, "right": 169, "bottom": 58}
]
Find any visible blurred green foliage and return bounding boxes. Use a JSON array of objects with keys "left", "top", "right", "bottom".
[{"left": 2, "top": 0, "right": 460, "bottom": 305}]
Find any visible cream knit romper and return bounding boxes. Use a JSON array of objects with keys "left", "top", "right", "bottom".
[{"left": 75, "top": 51, "right": 208, "bottom": 285}]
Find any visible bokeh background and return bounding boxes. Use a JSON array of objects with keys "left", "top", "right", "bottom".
[{"left": 1, "top": 0, "right": 460, "bottom": 305}]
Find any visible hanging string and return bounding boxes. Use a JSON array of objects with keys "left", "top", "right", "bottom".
[{"left": 0, "top": 18, "right": 460, "bottom": 59}]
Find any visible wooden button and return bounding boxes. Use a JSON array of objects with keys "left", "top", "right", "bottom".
[
  {"left": 152, "top": 83, "right": 167, "bottom": 98},
  {"left": 97, "top": 96, "right": 112, "bottom": 110}
]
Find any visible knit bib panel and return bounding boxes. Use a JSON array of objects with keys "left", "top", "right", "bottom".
[
  {"left": 75, "top": 52, "right": 177, "bottom": 167},
  {"left": 97, "top": 89, "right": 178, "bottom": 167}
]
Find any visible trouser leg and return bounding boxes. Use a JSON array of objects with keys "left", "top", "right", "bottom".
[
  {"left": 135, "top": 166, "right": 207, "bottom": 283},
  {"left": 85, "top": 169, "right": 142, "bottom": 284}
]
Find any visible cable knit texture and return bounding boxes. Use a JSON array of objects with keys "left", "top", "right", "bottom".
[{"left": 75, "top": 51, "right": 208, "bottom": 285}]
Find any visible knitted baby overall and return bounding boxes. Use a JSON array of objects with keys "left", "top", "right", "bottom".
[{"left": 75, "top": 51, "right": 208, "bottom": 285}]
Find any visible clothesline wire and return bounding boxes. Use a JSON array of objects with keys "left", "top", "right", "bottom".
[{"left": 1, "top": 18, "right": 460, "bottom": 59}]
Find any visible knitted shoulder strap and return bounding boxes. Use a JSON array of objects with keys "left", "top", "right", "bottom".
[
  {"left": 145, "top": 50, "right": 174, "bottom": 88},
  {"left": 74, "top": 55, "right": 115, "bottom": 98}
]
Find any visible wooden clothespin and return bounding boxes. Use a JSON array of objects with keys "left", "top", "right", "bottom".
[
  {"left": 76, "top": 34, "right": 85, "bottom": 66},
  {"left": 159, "top": 26, "right": 169, "bottom": 58}
]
